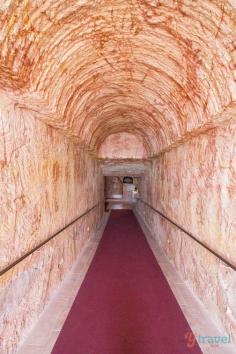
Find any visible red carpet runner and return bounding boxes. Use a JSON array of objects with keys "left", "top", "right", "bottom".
[{"left": 52, "top": 210, "right": 202, "bottom": 354}]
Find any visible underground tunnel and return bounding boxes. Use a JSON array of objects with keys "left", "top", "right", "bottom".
[{"left": 0, "top": 0, "right": 236, "bottom": 353}]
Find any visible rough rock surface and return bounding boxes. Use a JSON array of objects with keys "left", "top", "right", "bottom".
[
  {"left": 0, "top": 0, "right": 236, "bottom": 153},
  {"left": 99, "top": 132, "right": 147, "bottom": 159},
  {"left": 0, "top": 0, "right": 236, "bottom": 351},
  {"left": 136, "top": 120, "right": 236, "bottom": 343},
  {"left": 0, "top": 102, "right": 104, "bottom": 352}
]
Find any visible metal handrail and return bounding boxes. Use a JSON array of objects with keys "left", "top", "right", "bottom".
[
  {"left": 0, "top": 202, "right": 103, "bottom": 277},
  {"left": 137, "top": 199, "right": 236, "bottom": 271}
]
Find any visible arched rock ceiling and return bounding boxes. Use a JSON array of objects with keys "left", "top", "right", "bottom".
[{"left": 1, "top": 0, "right": 236, "bottom": 157}]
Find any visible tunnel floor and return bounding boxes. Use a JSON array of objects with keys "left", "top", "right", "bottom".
[{"left": 51, "top": 210, "right": 202, "bottom": 354}]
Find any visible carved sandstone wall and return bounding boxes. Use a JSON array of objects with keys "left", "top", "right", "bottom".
[
  {"left": 105, "top": 176, "right": 123, "bottom": 197},
  {"left": 136, "top": 120, "right": 236, "bottom": 343},
  {"left": 0, "top": 0, "right": 236, "bottom": 351},
  {"left": 0, "top": 103, "right": 104, "bottom": 353},
  {"left": 99, "top": 133, "right": 147, "bottom": 159}
]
